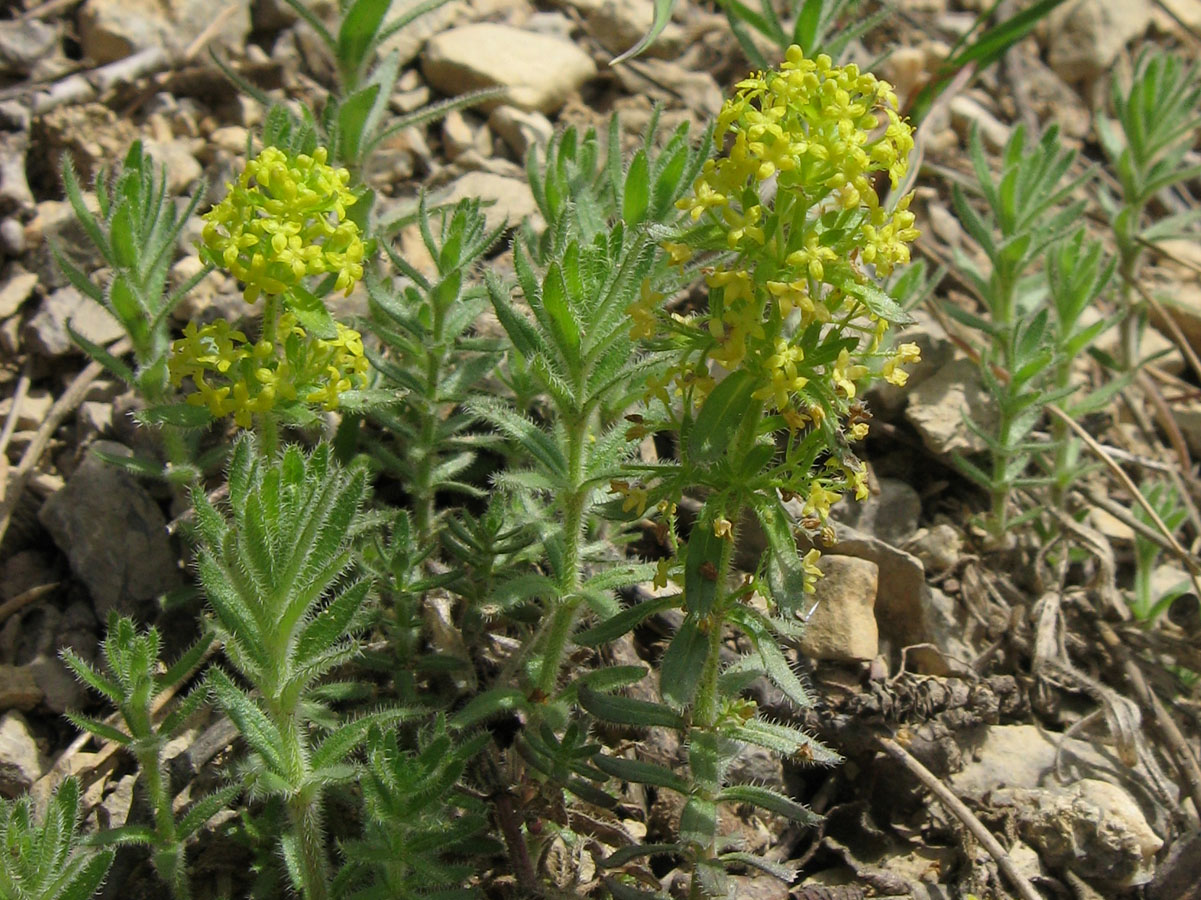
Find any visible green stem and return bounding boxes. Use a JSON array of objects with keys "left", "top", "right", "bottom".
[
  {"left": 1118, "top": 241, "right": 1144, "bottom": 372},
  {"left": 136, "top": 742, "right": 189, "bottom": 900},
  {"left": 274, "top": 706, "right": 329, "bottom": 900},
  {"left": 1050, "top": 358, "right": 1073, "bottom": 510},
  {"left": 536, "top": 415, "right": 590, "bottom": 697},
  {"left": 414, "top": 300, "right": 447, "bottom": 546},
  {"left": 687, "top": 402, "right": 759, "bottom": 900}
]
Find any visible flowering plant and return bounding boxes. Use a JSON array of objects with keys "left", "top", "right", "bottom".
[
  {"left": 625, "top": 47, "right": 920, "bottom": 557},
  {"left": 584, "top": 47, "right": 923, "bottom": 896},
  {"left": 167, "top": 146, "right": 370, "bottom": 438}
]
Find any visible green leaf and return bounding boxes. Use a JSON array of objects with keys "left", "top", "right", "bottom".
[
  {"left": 729, "top": 607, "right": 812, "bottom": 708},
  {"left": 910, "top": 0, "right": 1069, "bottom": 123},
  {"left": 578, "top": 685, "right": 686, "bottom": 730},
  {"left": 59, "top": 648, "right": 121, "bottom": 702},
  {"left": 177, "top": 784, "right": 241, "bottom": 838},
  {"left": 63, "top": 712, "right": 131, "bottom": 746},
  {"left": 718, "top": 784, "right": 822, "bottom": 825},
  {"left": 718, "top": 851, "right": 797, "bottom": 882},
  {"left": 604, "top": 875, "right": 673, "bottom": 900},
  {"left": 576, "top": 593, "right": 678, "bottom": 646},
  {"left": 136, "top": 403, "right": 214, "bottom": 429},
  {"left": 659, "top": 614, "right": 708, "bottom": 708},
  {"left": 64, "top": 318, "right": 134, "bottom": 385},
  {"left": 609, "top": 0, "right": 676, "bottom": 64},
  {"left": 560, "top": 665, "right": 649, "bottom": 703},
  {"left": 687, "top": 369, "right": 757, "bottom": 466},
  {"left": 337, "top": 0, "right": 391, "bottom": 83},
  {"left": 311, "top": 707, "right": 415, "bottom": 771},
  {"left": 286, "top": 283, "right": 338, "bottom": 339},
  {"left": 622, "top": 150, "right": 650, "bottom": 226},
  {"left": 834, "top": 275, "right": 913, "bottom": 325},
  {"left": 728, "top": 718, "right": 841, "bottom": 765},
  {"left": 208, "top": 669, "right": 288, "bottom": 777},
  {"left": 486, "top": 271, "right": 542, "bottom": 358},
  {"left": 451, "top": 688, "right": 530, "bottom": 729},
  {"left": 296, "top": 580, "right": 370, "bottom": 663},
  {"left": 53, "top": 850, "right": 115, "bottom": 900},
  {"left": 679, "top": 796, "right": 717, "bottom": 847},
  {"left": 684, "top": 516, "right": 723, "bottom": 618},
  {"left": 337, "top": 84, "right": 382, "bottom": 165},
  {"left": 592, "top": 754, "right": 691, "bottom": 793},
  {"left": 541, "top": 262, "right": 581, "bottom": 369}
]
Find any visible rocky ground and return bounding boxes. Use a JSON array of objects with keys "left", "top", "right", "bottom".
[{"left": 2, "top": 0, "right": 1201, "bottom": 898}]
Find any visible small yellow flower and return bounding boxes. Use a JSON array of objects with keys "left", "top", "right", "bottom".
[
  {"left": 201, "top": 146, "right": 365, "bottom": 304},
  {"left": 849, "top": 421, "right": 869, "bottom": 441},
  {"left": 831, "top": 348, "right": 869, "bottom": 398},
  {"left": 804, "top": 480, "right": 842, "bottom": 520},
  {"left": 802, "top": 548, "right": 823, "bottom": 593},
  {"left": 627, "top": 279, "right": 662, "bottom": 340},
  {"left": 713, "top": 517, "right": 733, "bottom": 539}
]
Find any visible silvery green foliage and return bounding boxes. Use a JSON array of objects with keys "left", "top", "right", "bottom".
[
  {"left": 55, "top": 143, "right": 210, "bottom": 482},
  {"left": 524, "top": 110, "right": 710, "bottom": 264},
  {"left": 366, "top": 197, "right": 506, "bottom": 543},
  {"left": 61, "top": 615, "right": 228, "bottom": 900},
  {"left": 946, "top": 125, "right": 1088, "bottom": 538},
  {"left": 1098, "top": 50, "right": 1201, "bottom": 368},
  {"left": 192, "top": 436, "right": 411, "bottom": 900},
  {"left": 0, "top": 779, "right": 113, "bottom": 900},
  {"left": 1099, "top": 50, "right": 1201, "bottom": 253},
  {"left": 333, "top": 719, "right": 494, "bottom": 899}
]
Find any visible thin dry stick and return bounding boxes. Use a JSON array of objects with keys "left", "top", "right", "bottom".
[
  {"left": 0, "top": 338, "right": 131, "bottom": 549},
  {"left": 0, "top": 362, "right": 32, "bottom": 458},
  {"left": 0, "top": 582, "right": 59, "bottom": 626},
  {"left": 1095, "top": 619, "right": 1201, "bottom": 822},
  {"left": 183, "top": 4, "right": 241, "bottom": 63},
  {"left": 1136, "top": 373, "right": 1191, "bottom": 472},
  {"left": 876, "top": 736, "right": 1043, "bottom": 900},
  {"left": 1078, "top": 485, "right": 1201, "bottom": 573},
  {"left": 1137, "top": 282, "right": 1201, "bottom": 387},
  {"left": 1047, "top": 403, "right": 1201, "bottom": 598}
]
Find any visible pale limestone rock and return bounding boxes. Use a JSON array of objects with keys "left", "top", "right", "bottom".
[
  {"left": 554, "top": 0, "right": 684, "bottom": 57},
  {"left": 78, "top": 0, "right": 252, "bottom": 64},
  {"left": 798, "top": 555, "right": 879, "bottom": 662},
  {"left": 422, "top": 24, "right": 597, "bottom": 114},
  {"left": 1045, "top": 0, "right": 1153, "bottom": 85},
  {"left": 904, "top": 356, "right": 995, "bottom": 457},
  {"left": 38, "top": 442, "right": 179, "bottom": 618},
  {"left": 24, "top": 285, "right": 124, "bottom": 359},
  {"left": 949, "top": 95, "right": 1011, "bottom": 152},
  {"left": 1001, "top": 779, "right": 1162, "bottom": 887},
  {"left": 0, "top": 712, "right": 43, "bottom": 797},
  {"left": 0, "top": 269, "right": 38, "bottom": 319},
  {"left": 0, "top": 666, "right": 41, "bottom": 712},
  {"left": 489, "top": 106, "right": 553, "bottom": 158},
  {"left": 904, "top": 523, "right": 963, "bottom": 573}
]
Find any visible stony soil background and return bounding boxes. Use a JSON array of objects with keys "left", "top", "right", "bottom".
[{"left": 2, "top": 0, "right": 1201, "bottom": 898}]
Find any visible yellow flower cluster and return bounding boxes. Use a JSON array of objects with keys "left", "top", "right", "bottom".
[
  {"left": 200, "top": 146, "right": 365, "bottom": 303},
  {"left": 168, "top": 315, "right": 369, "bottom": 427},
  {"left": 643, "top": 47, "right": 921, "bottom": 418}
]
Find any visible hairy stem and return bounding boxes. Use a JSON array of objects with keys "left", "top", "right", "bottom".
[
  {"left": 136, "top": 741, "right": 189, "bottom": 900},
  {"left": 536, "top": 415, "right": 589, "bottom": 697},
  {"left": 414, "top": 298, "right": 447, "bottom": 546}
]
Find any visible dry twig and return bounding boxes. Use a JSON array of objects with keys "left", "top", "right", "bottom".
[{"left": 876, "top": 735, "right": 1043, "bottom": 900}]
